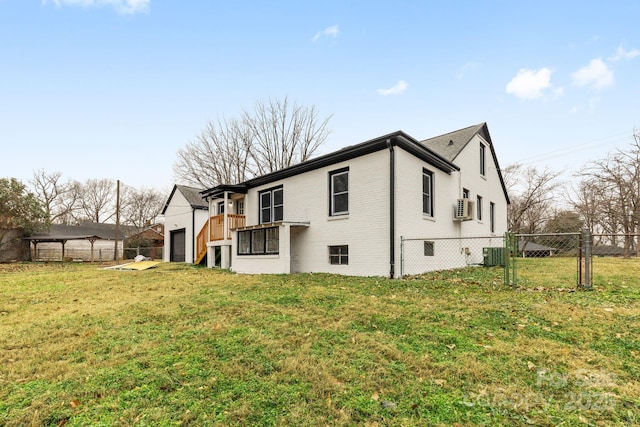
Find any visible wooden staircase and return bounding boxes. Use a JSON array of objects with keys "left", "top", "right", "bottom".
[
  {"left": 194, "top": 214, "right": 246, "bottom": 265},
  {"left": 194, "top": 217, "right": 209, "bottom": 264}
]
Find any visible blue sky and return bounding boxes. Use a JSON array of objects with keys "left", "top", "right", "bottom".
[{"left": 1, "top": 0, "right": 639, "bottom": 193}]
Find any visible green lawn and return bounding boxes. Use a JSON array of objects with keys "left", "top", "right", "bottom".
[{"left": 0, "top": 262, "right": 638, "bottom": 426}]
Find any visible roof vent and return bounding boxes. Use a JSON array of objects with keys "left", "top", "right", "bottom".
[{"left": 448, "top": 139, "right": 454, "bottom": 145}]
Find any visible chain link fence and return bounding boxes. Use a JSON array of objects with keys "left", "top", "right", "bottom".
[
  {"left": 401, "top": 231, "right": 639, "bottom": 290},
  {"left": 590, "top": 233, "right": 640, "bottom": 288},
  {"left": 400, "top": 235, "right": 505, "bottom": 277}
]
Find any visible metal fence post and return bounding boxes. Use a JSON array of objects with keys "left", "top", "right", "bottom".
[
  {"left": 504, "top": 232, "right": 510, "bottom": 288},
  {"left": 400, "top": 236, "right": 404, "bottom": 278},
  {"left": 583, "top": 229, "right": 593, "bottom": 290}
]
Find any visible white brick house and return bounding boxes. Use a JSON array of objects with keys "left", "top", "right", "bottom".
[{"left": 166, "top": 123, "right": 509, "bottom": 278}]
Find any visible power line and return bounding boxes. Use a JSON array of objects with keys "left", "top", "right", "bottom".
[{"left": 506, "top": 130, "right": 632, "bottom": 167}]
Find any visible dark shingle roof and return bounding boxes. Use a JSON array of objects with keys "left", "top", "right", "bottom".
[
  {"left": 421, "top": 122, "right": 510, "bottom": 204},
  {"left": 26, "top": 221, "right": 135, "bottom": 241},
  {"left": 518, "top": 241, "right": 556, "bottom": 252},
  {"left": 420, "top": 123, "right": 488, "bottom": 162},
  {"left": 161, "top": 184, "right": 208, "bottom": 214}
]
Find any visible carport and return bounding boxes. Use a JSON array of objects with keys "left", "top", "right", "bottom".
[{"left": 24, "top": 234, "right": 102, "bottom": 262}]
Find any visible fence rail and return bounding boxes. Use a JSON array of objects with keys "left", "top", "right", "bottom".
[{"left": 401, "top": 232, "right": 639, "bottom": 290}]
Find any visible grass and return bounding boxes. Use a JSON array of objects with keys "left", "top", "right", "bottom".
[
  {"left": 513, "top": 256, "right": 640, "bottom": 290},
  {"left": 0, "top": 261, "right": 638, "bottom": 426}
]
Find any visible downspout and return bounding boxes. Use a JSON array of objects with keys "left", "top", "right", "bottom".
[
  {"left": 387, "top": 138, "right": 395, "bottom": 279},
  {"left": 192, "top": 207, "right": 196, "bottom": 263}
]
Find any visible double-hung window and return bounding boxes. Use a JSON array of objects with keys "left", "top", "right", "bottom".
[
  {"left": 477, "top": 195, "right": 483, "bottom": 221},
  {"left": 329, "top": 168, "right": 349, "bottom": 216},
  {"left": 423, "top": 169, "right": 434, "bottom": 217},
  {"left": 259, "top": 186, "right": 283, "bottom": 224}
]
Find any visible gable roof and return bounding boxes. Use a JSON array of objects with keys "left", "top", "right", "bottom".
[
  {"left": 518, "top": 241, "right": 556, "bottom": 252},
  {"left": 127, "top": 223, "right": 164, "bottom": 241},
  {"left": 161, "top": 184, "right": 208, "bottom": 214},
  {"left": 202, "top": 131, "right": 459, "bottom": 199},
  {"left": 422, "top": 122, "right": 510, "bottom": 204},
  {"left": 421, "top": 123, "right": 489, "bottom": 162}
]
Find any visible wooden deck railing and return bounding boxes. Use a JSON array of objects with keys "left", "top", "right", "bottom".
[
  {"left": 195, "top": 214, "right": 246, "bottom": 264},
  {"left": 210, "top": 213, "right": 246, "bottom": 241}
]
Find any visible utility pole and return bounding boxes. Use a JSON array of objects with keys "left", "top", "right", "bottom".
[{"left": 114, "top": 179, "right": 120, "bottom": 262}]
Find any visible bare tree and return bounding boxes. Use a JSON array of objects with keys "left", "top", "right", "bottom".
[
  {"left": 173, "top": 97, "right": 332, "bottom": 188},
  {"left": 79, "top": 178, "right": 116, "bottom": 223},
  {"left": 504, "top": 164, "right": 561, "bottom": 234},
  {"left": 30, "top": 169, "right": 82, "bottom": 224},
  {"left": 174, "top": 117, "right": 253, "bottom": 188},
  {"left": 567, "top": 180, "right": 606, "bottom": 236},
  {"left": 244, "top": 97, "right": 332, "bottom": 176},
  {"left": 576, "top": 133, "right": 640, "bottom": 256},
  {"left": 120, "top": 185, "right": 165, "bottom": 230}
]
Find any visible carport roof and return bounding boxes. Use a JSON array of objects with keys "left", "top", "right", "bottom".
[{"left": 25, "top": 222, "right": 133, "bottom": 242}]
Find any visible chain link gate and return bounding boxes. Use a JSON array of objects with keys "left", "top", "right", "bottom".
[{"left": 507, "top": 231, "right": 592, "bottom": 290}]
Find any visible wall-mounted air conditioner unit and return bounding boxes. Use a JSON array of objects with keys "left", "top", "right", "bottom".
[{"left": 454, "top": 198, "right": 475, "bottom": 221}]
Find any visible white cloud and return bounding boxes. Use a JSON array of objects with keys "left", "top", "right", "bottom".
[
  {"left": 456, "top": 61, "right": 477, "bottom": 80},
  {"left": 42, "top": 0, "right": 149, "bottom": 14},
  {"left": 376, "top": 80, "right": 408, "bottom": 96},
  {"left": 505, "top": 68, "right": 554, "bottom": 100},
  {"left": 312, "top": 25, "right": 339, "bottom": 42},
  {"left": 609, "top": 45, "right": 640, "bottom": 62},
  {"left": 571, "top": 58, "right": 614, "bottom": 90}
]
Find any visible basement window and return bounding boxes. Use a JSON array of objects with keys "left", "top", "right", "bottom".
[
  {"left": 329, "top": 245, "right": 349, "bottom": 265},
  {"left": 424, "top": 241, "right": 435, "bottom": 256}
]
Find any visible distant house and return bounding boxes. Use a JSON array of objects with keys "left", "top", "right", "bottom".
[
  {"left": 161, "top": 185, "right": 208, "bottom": 263},
  {"left": 125, "top": 223, "right": 165, "bottom": 259},
  {"left": 164, "top": 123, "right": 510, "bottom": 277},
  {"left": 25, "top": 222, "right": 135, "bottom": 261},
  {"left": 518, "top": 241, "right": 556, "bottom": 258},
  {"left": 591, "top": 245, "right": 626, "bottom": 257}
]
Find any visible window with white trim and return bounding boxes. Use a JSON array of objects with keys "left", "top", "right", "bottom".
[
  {"left": 329, "top": 168, "right": 349, "bottom": 216},
  {"left": 423, "top": 169, "right": 434, "bottom": 217},
  {"left": 477, "top": 195, "right": 483, "bottom": 221},
  {"left": 329, "top": 245, "right": 348, "bottom": 265},
  {"left": 480, "top": 143, "right": 486, "bottom": 176},
  {"left": 259, "top": 186, "right": 283, "bottom": 224}
]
